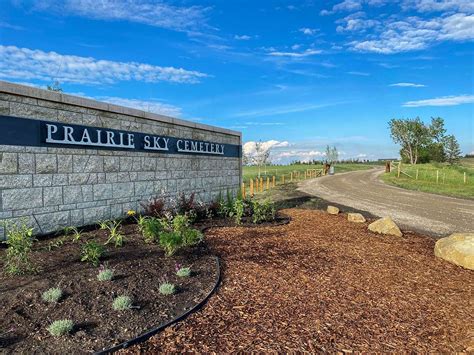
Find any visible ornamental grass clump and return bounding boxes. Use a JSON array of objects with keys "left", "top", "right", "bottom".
[
  {"left": 112, "top": 295, "right": 133, "bottom": 311},
  {"left": 42, "top": 287, "right": 63, "bottom": 303},
  {"left": 176, "top": 267, "right": 191, "bottom": 278},
  {"left": 47, "top": 319, "right": 74, "bottom": 337},
  {"left": 97, "top": 264, "right": 114, "bottom": 282},
  {"left": 159, "top": 282, "right": 176, "bottom": 295},
  {"left": 80, "top": 240, "right": 105, "bottom": 267}
]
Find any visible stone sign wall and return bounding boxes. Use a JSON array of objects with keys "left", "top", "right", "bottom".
[{"left": 0, "top": 81, "right": 242, "bottom": 239}]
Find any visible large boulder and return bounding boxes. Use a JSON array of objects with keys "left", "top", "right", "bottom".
[
  {"left": 348, "top": 213, "right": 366, "bottom": 223},
  {"left": 368, "top": 217, "right": 402, "bottom": 237},
  {"left": 327, "top": 206, "right": 339, "bottom": 215},
  {"left": 434, "top": 233, "right": 474, "bottom": 270}
]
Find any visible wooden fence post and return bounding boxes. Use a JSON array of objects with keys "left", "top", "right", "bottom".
[
  {"left": 464, "top": 172, "right": 467, "bottom": 184},
  {"left": 397, "top": 161, "right": 401, "bottom": 178},
  {"left": 266, "top": 177, "right": 270, "bottom": 190},
  {"left": 241, "top": 183, "right": 246, "bottom": 199},
  {"left": 290, "top": 172, "right": 293, "bottom": 182},
  {"left": 260, "top": 177, "right": 263, "bottom": 192},
  {"left": 272, "top": 176, "right": 276, "bottom": 188},
  {"left": 282, "top": 175, "right": 285, "bottom": 184},
  {"left": 436, "top": 170, "right": 439, "bottom": 184},
  {"left": 250, "top": 179, "right": 254, "bottom": 197}
]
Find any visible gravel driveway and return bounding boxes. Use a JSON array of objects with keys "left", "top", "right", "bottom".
[{"left": 298, "top": 168, "right": 474, "bottom": 237}]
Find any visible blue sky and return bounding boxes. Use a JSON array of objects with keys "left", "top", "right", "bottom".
[{"left": 0, "top": 0, "right": 473, "bottom": 162}]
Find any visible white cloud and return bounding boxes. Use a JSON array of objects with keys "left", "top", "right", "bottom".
[
  {"left": 299, "top": 27, "right": 318, "bottom": 35},
  {"left": 233, "top": 102, "right": 345, "bottom": 118},
  {"left": 336, "top": 12, "right": 380, "bottom": 32},
  {"left": 403, "top": 94, "right": 474, "bottom": 107},
  {"left": 390, "top": 82, "right": 426, "bottom": 87},
  {"left": 243, "top": 140, "right": 290, "bottom": 158},
  {"left": 347, "top": 71, "right": 370, "bottom": 76},
  {"left": 349, "top": 13, "right": 474, "bottom": 53},
  {"left": 97, "top": 97, "right": 182, "bottom": 117},
  {"left": 234, "top": 35, "right": 252, "bottom": 40},
  {"left": 0, "top": 45, "right": 207, "bottom": 85},
  {"left": 333, "top": 0, "right": 363, "bottom": 12},
  {"left": 32, "top": 0, "right": 209, "bottom": 33},
  {"left": 268, "top": 49, "right": 322, "bottom": 57},
  {"left": 272, "top": 150, "right": 326, "bottom": 163},
  {"left": 402, "top": 0, "right": 474, "bottom": 13}
]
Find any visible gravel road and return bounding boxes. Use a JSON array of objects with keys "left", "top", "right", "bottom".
[{"left": 298, "top": 168, "right": 474, "bottom": 237}]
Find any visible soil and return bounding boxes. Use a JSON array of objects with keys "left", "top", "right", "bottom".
[
  {"left": 0, "top": 223, "right": 218, "bottom": 354},
  {"left": 125, "top": 209, "right": 474, "bottom": 353}
]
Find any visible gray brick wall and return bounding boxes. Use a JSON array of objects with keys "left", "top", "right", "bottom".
[{"left": 0, "top": 82, "right": 242, "bottom": 239}]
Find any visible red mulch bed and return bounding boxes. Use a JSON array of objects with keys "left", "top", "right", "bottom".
[
  {"left": 0, "top": 224, "right": 218, "bottom": 353},
  {"left": 125, "top": 209, "right": 474, "bottom": 353}
]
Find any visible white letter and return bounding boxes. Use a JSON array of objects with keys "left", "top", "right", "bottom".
[
  {"left": 177, "top": 139, "right": 184, "bottom": 151},
  {"left": 106, "top": 131, "right": 116, "bottom": 145},
  {"left": 64, "top": 126, "right": 74, "bottom": 142},
  {"left": 80, "top": 128, "right": 91, "bottom": 144},
  {"left": 128, "top": 133, "right": 135, "bottom": 148},
  {"left": 46, "top": 124, "right": 58, "bottom": 142},
  {"left": 144, "top": 135, "right": 150, "bottom": 148},
  {"left": 162, "top": 138, "right": 169, "bottom": 150}
]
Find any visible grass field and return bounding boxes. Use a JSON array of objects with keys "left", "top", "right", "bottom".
[
  {"left": 381, "top": 158, "right": 474, "bottom": 199},
  {"left": 243, "top": 162, "right": 382, "bottom": 183}
]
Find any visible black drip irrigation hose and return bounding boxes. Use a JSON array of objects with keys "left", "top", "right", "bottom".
[{"left": 94, "top": 255, "right": 222, "bottom": 355}]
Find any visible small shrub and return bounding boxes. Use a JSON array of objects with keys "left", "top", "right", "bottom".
[
  {"left": 47, "top": 319, "right": 74, "bottom": 337},
  {"left": 159, "top": 282, "right": 176, "bottom": 295},
  {"left": 63, "top": 226, "right": 82, "bottom": 243},
  {"left": 2, "top": 220, "right": 37, "bottom": 275},
  {"left": 176, "top": 267, "right": 191, "bottom": 278},
  {"left": 101, "top": 220, "right": 124, "bottom": 248},
  {"left": 252, "top": 200, "right": 276, "bottom": 224},
  {"left": 42, "top": 287, "right": 63, "bottom": 303},
  {"left": 112, "top": 295, "right": 133, "bottom": 311},
  {"left": 141, "top": 196, "right": 167, "bottom": 218},
  {"left": 97, "top": 264, "right": 114, "bottom": 281},
  {"left": 233, "top": 199, "right": 244, "bottom": 225},
  {"left": 80, "top": 241, "right": 104, "bottom": 266},
  {"left": 176, "top": 192, "right": 196, "bottom": 216},
  {"left": 159, "top": 231, "right": 182, "bottom": 257},
  {"left": 138, "top": 216, "right": 168, "bottom": 244}
]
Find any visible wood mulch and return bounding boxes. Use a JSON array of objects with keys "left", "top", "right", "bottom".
[
  {"left": 0, "top": 224, "right": 217, "bottom": 353},
  {"left": 125, "top": 209, "right": 474, "bottom": 353}
]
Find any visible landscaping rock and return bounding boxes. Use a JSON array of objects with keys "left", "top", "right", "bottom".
[
  {"left": 434, "top": 233, "right": 474, "bottom": 270},
  {"left": 348, "top": 213, "right": 366, "bottom": 223},
  {"left": 327, "top": 206, "right": 339, "bottom": 215},
  {"left": 368, "top": 217, "right": 402, "bottom": 237}
]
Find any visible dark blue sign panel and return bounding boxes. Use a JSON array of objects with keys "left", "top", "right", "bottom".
[{"left": 0, "top": 115, "right": 241, "bottom": 158}]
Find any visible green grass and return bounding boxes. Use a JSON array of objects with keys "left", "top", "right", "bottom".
[
  {"left": 243, "top": 162, "right": 381, "bottom": 183},
  {"left": 381, "top": 161, "right": 474, "bottom": 199}
]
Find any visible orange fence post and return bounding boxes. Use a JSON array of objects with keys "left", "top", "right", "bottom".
[
  {"left": 266, "top": 177, "right": 270, "bottom": 190},
  {"left": 260, "top": 177, "right": 263, "bottom": 192},
  {"left": 250, "top": 179, "right": 254, "bottom": 197},
  {"left": 241, "top": 183, "right": 246, "bottom": 199},
  {"left": 290, "top": 172, "right": 293, "bottom": 182},
  {"left": 272, "top": 175, "right": 276, "bottom": 187},
  {"left": 282, "top": 175, "right": 285, "bottom": 184}
]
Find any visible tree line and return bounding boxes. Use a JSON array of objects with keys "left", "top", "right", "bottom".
[{"left": 389, "top": 117, "right": 462, "bottom": 165}]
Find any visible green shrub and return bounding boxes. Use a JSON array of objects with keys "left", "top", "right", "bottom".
[
  {"left": 47, "top": 319, "right": 74, "bottom": 337},
  {"left": 159, "top": 231, "right": 182, "bottom": 257},
  {"left": 63, "top": 226, "right": 82, "bottom": 243},
  {"left": 2, "top": 220, "right": 37, "bottom": 275},
  {"left": 80, "top": 241, "right": 104, "bottom": 266},
  {"left": 233, "top": 199, "right": 244, "bottom": 225},
  {"left": 159, "top": 282, "right": 176, "bottom": 295},
  {"left": 176, "top": 267, "right": 191, "bottom": 278},
  {"left": 252, "top": 200, "right": 276, "bottom": 224},
  {"left": 97, "top": 264, "right": 114, "bottom": 281},
  {"left": 100, "top": 220, "right": 124, "bottom": 247},
  {"left": 112, "top": 295, "right": 133, "bottom": 311},
  {"left": 42, "top": 287, "right": 63, "bottom": 303},
  {"left": 138, "top": 216, "right": 168, "bottom": 244}
]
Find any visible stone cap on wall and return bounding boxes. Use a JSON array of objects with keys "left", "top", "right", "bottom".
[{"left": 0, "top": 80, "right": 242, "bottom": 138}]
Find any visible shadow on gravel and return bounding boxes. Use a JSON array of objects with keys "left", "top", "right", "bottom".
[{"left": 258, "top": 182, "right": 379, "bottom": 220}]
